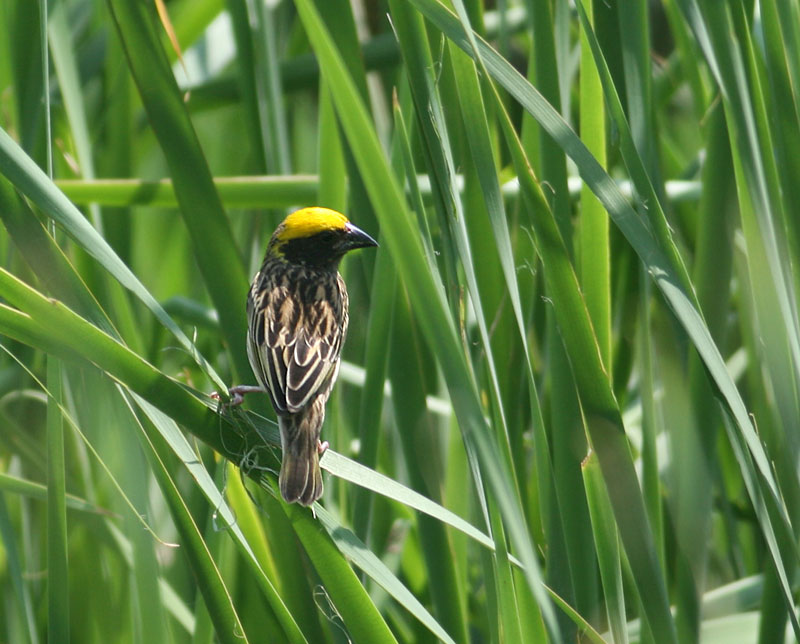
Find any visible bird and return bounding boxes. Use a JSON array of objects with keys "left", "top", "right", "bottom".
[{"left": 228, "top": 207, "right": 378, "bottom": 506}]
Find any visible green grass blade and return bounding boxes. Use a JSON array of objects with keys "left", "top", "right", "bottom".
[
  {"left": 578, "top": 0, "right": 610, "bottom": 365},
  {"left": 350, "top": 243, "right": 395, "bottom": 541},
  {"left": 244, "top": 0, "right": 291, "bottom": 172},
  {"left": 57, "top": 175, "right": 319, "bottom": 209},
  {"left": 47, "top": 1, "right": 101, "bottom": 230},
  {"left": 616, "top": 0, "right": 660, "bottom": 182},
  {"left": 523, "top": 0, "right": 571, "bottom": 229},
  {"left": 760, "top": 0, "right": 800, "bottom": 273},
  {"left": 225, "top": 0, "right": 267, "bottom": 173},
  {"left": 0, "top": 471, "right": 109, "bottom": 515},
  {"left": 0, "top": 493, "right": 38, "bottom": 644},
  {"left": 104, "top": 0, "right": 251, "bottom": 381},
  {"left": 46, "top": 358, "right": 69, "bottom": 644},
  {"left": 223, "top": 465, "right": 328, "bottom": 643},
  {"left": 582, "top": 452, "right": 627, "bottom": 644},
  {"left": 281, "top": 502, "right": 398, "bottom": 643},
  {"left": 486, "top": 500, "right": 524, "bottom": 643},
  {"left": 107, "top": 385, "right": 171, "bottom": 644},
  {"left": 167, "top": 0, "right": 225, "bottom": 58},
  {"left": 41, "top": 7, "right": 69, "bottom": 636},
  {"left": 678, "top": 101, "right": 736, "bottom": 642},
  {"left": 324, "top": 427, "right": 525, "bottom": 560},
  {"left": 54, "top": 174, "right": 703, "bottom": 209}
]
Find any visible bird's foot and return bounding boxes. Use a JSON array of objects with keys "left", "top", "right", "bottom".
[
  {"left": 211, "top": 385, "right": 265, "bottom": 407},
  {"left": 317, "top": 440, "right": 329, "bottom": 456}
]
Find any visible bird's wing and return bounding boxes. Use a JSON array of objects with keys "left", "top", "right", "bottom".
[{"left": 248, "top": 282, "right": 346, "bottom": 415}]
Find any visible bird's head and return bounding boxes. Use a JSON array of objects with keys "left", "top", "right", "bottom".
[{"left": 267, "top": 207, "right": 378, "bottom": 268}]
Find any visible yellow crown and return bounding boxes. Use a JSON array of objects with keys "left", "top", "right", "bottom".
[{"left": 276, "top": 207, "right": 349, "bottom": 242}]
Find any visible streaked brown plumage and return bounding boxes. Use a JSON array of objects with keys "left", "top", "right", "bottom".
[{"left": 244, "top": 207, "right": 377, "bottom": 505}]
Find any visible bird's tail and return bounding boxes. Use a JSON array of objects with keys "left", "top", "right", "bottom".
[{"left": 278, "top": 410, "right": 323, "bottom": 506}]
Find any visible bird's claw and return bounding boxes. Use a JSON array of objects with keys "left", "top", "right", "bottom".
[
  {"left": 317, "top": 440, "right": 329, "bottom": 456},
  {"left": 211, "top": 385, "right": 263, "bottom": 408}
]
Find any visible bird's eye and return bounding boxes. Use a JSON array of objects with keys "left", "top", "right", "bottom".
[{"left": 318, "top": 230, "right": 338, "bottom": 244}]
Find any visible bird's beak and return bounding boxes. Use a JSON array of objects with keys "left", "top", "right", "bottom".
[{"left": 343, "top": 222, "right": 379, "bottom": 251}]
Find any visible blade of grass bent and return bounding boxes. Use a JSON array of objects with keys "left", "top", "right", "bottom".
[
  {"left": 0, "top": 177, "right": 116, "bottom": 337},
  {"left": 0, "top": 265, "right": 452, "bottom": 641},
  {"left": 0, "top": 260, "right": 502, "bottom": 560},
  {"left": 0, "top": 267, "right": 240, "bottom": 457},
  {"left": 0, "top": 127, "right": 225, "bottom": 390}
]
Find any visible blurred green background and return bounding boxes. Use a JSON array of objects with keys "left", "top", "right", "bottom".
[{"left": 1, "top": 0, "right": 799, "bottom": 642}]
